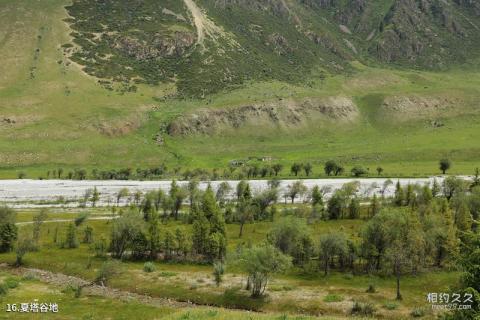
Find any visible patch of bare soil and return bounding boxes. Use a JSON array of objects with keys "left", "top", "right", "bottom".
[
  {"left": 380, "top": 95, "right": 467, "bottom": 121},
  {"left": 93, "top": 105, "right": 152, "bottom": 137},
  {"left": 168, "top": 97, "right": 359, "bottom": 136}
]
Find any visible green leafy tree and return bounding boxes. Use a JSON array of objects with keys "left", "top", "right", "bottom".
[
  {"left": 304, "top": 162, "right": 313, "bottom": 176},
  {"left": 64, "top": 224, "right": 79, "bottom": 249},
  {"left": 376, "top": 167, "right": 384, "bottom": 176},
  {"left": 318, "top": 232, "right": 348, "bottom": 275},
  {"left": 239, "top": 244, "right": 291, "bottom": 297},
  {"left": 116, "top": 188, "right": 129, "bottom": 206},
  {"left": 351, "top": 166, "right": 368, "bottom": 177},
  {"left": 287, "top": 181, "right": 307, "bottom": 204},
  {"left": 15, "top": 236, "right": 34, "bottom": 267},
  {"left": 213, "top": 261, "right": 225, "bottom": 287},
  {"left": 290, "top": 163, "right": 302, "bottom": 176},
  {"left": 32, "top": 209, "right": 48, "bottom": 248},
  {"left": 268, "top": 217, "right": 314, "bottom": 266},
  {"left": 163, "top": 230, "right": 176, "bottom": 260},
  {"left": 439, "top": 159, "right": 451, "bottom": 174},
  {"left": 324, "top": 160, "right": 337, "bottom": 176},
  {"left": 311, "top": 185, "right": 324, "bottom": 207},
  {"left": 82, "top": 226, "right": 94, "bottom": 244},
  {"left": 272, "top": 164, "right": 283, "bottom": 176},
  {"left": 110, "top": 210, "right": 145, "bottom": 259},
  {"left": 91, "top": 186, "right": 100, "bottom": 207}
]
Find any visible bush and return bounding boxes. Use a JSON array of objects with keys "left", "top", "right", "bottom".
[
  {"left": 0, "top": 283, "right": 8, "bottom": 295},
  {"left": 21, "top": 273, "right": 37, "bottom": 281},
  {"left": 323, "top": 294, "right": 344, "bottom": 302},
  {"left": 366, "top": 284, "right": 376, "bottom": 293},
  {"left": 143, "top": 262, "right": 156, "bottom": 273},
  {"left": 410, "top": 307, "right": 426, "bottom": 318},
  {"left": 4, "top": 278, "right": 19, "bottom": 289},
  {"left": 95, "top": 261, "right": 121, "bottom": 286},
  {"left": 74, "top": 213, "right": 89, "bottom": 227},
  {"left": 351, "top": 301, "right": 376, "bottom": 317},
  {"left": 383, "top": 302, "right": 398, "bottom": 310}
]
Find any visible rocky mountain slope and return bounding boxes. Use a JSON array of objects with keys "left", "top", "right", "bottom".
[{"left": 65, "top": 0, "right": 480, "bottom": 97}]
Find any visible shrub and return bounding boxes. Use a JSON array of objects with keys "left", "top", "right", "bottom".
[
  {"left": 323, "top": 294, "right": 344, "bottom": 302},
  {"left": 159, "top": 271, "right": 176, "bottom": 277},
  {"left": 213, "top": 261, "right": 225, "bottom": 287},
  {"left": 410, "top": 307, "right": 426, "bottom": 318},
  {"left": 0, "top": 283, "right": 8, "bottom": 295},
  {"left": 351, "top": 301, "right": 376, "bottom": 317},
  {"left": 21, "top": 273, "right": 37, "bottom": 281},
  {"left": 143, "top": 262, "right": 156, "bottom": 273},
  {"left": 74, "top": 213, "right": 89, "bottom": 227},
  {"left": 383, "top": 302, "right": 398, "bottom": 310},
  {"left": 366, "top": 284, "right": 376, "bottom": 293},
  {"left": 95, "top": 261, "right": 121, "bottom": 286},
  {"left": 4, "top": 278, "right": 19, "bottom": 289}
]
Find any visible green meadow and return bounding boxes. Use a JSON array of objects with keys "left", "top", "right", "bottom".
[{"left": 1, "top": 0, "right": 480, "bottom": 179}]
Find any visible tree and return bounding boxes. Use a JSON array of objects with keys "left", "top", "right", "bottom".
[
  {"left": 213, "top": 261, "right": 225, "bottom": 287},
  {"left": 110, "top": 210, "right": 145, "bottom": 259},
  {"left": 272, "top": 164, "right": 283, "bottom": 176},
  {"left": 83, "top": 226, "right": 94, "bottom": 244},
  {"left": 175, "top": 228, "right": 190, "bottom": 258},
  {"left": 192, "top": 210, "right": 210, "bottom": 255},
  {"left": 236, "top": 180, "right": 251, "bottom": 200},
  {"left": 188, "top": 179, "right": 200, "bottom": 210},
  {"left": 348, "top": 197, "right": 361, "bottom": 219},
  {"left": 268, "top": 217, "right": 314, "bottom": 266},
  {"left": 287, "top": 181, "right": 307, "bottom": 204},
  {"left": 253, "top": 189, "right": 278, "bottom": 220},
  {"left": 369, "top": 194, "right": 381, "bottom": 217},
  {"left": 324, "top": 160, "right": 337, "bottom": 176},
  {"left": 95, "top": 261, "right": 121, "bottom": 286},
  {"left": 327, "top": 192, "right": 345, "bottom": 220},
  {"left": 311, "top": 185, "right": 324, "bottom": 207},
  {"left": 318, "top": 232, "right": 348, "bottom": 275},
  {"left": 171, "top": 185, "right": 188, "bottom": 220},
  {"left": 32, "top": 209, "right": 48, "bottom": 248},
  {"left": 116, "top": 188, "right": 129, "bottom": 207},
  {"left": 455, "top": 200, "right": 473, "bottom": 232},
  {"left": 304, "top": 163, "right": 313, "bottom": 176},
  {"left": 236, "top": 199, "right": 254, "bottom": 238},
  {"left": 91, "top": 186, "right": 100, "bottom": 207},
  {"left": 393, "top": 181, "right": 404, "bottom": 206},
  {"left": 163, "top": 230, "right": 176, "bottom": 260},
  {"left": 376, "top": 167, "right": 384, "bottom": 176},
  {"left": 439, "top": 159, "right": 451, "bottom": 175},
  {"left": 291, "top": 163, "right": 302, "bottom": 176},
  {"left": 351, "top": 166, "right": 368, "bottom": 177},
  {"left": 15, "top": 236, "right": 34, "bottom": 267},
  {"left": 216, "top": 182, "right": 232, "bottom": 205},
  {"left": 147, "top": 213, "right": 161, "bottom": 260},
  {"left": 447, "top": 232, "right": 480, "bottom": 319},
  {"left": 0, "top": 207, "right": 17, "bottom": 253},
  {"left": 239, "top": 244, "right": 291, "bottom": 297},
  {"left": 64, "top": 224, "right": 79, "bottom": 249}
]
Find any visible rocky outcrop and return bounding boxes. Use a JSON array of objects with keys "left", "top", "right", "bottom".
[
  {"left": 167, "top": 97, "right": 358, "bottom": 136},
  {"left": 380, "top": 95, "right": 464, "bottom": 121},
  {"left": 114, "top": 32, "right": 195, "bottom": 60}
]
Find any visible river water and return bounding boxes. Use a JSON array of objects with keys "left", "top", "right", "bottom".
[{"left": 0, "top": 177, "right": 450, "bottom": 208}]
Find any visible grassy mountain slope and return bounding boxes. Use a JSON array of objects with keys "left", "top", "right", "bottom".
[{"left": 1, "top": 0, "right": 480, "bottom": 178}]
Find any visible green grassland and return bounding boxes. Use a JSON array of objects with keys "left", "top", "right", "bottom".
[
  {"left": 0, "top": 272, "right": 338, "bottom": 320},
  {"left": 1, "top": 0, "right": 480, "bottom": 179},
  {"left": 0, "top": 209, "right": 460, "bottom": 319}
]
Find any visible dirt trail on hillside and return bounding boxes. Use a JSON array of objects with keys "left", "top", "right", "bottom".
[
  {"left": 182, "top": 0, "right": 220, "bottom": 46},
  {"left": 182, "top": 0, "right": 239, "bottom": 49}
]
